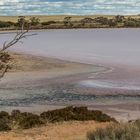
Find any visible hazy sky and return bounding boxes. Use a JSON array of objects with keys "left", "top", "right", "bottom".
[{"left": 0, "top": 0, "right": 140, "bottom": 15}]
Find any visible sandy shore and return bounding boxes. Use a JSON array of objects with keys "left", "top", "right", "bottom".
[
  {"left": 0, "top": 53, "right": 112, "bottom": 140},
  {"left": 0, "top": 52, "right": 140, "bottom": 139},
  {"left": 0, "top": 52, "right": 106, "bottom": 84}
]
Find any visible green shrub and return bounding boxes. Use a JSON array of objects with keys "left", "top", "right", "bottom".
[
  {"left": 41, "top": 21, "right": 56, "bottom": 26},
  {"left": 0, "top": 111, "right": 10, "bottom": 124},
  {"left": 11, "top": 110, "right": 21, "bottom": 119},
  {"left": 0, "top": 21, "right": 14, "bottom": 28},
  {"left": 40, "top": 106, "right": 116, "bottom": 123},
  {"left": 134, "top": 119, "right": 140, "bottom": 130},
  {"left": 0, "top": 119, "right": 11, "bottom": 131},
  {"left": 124, "top": 20, "right": 137, "bottom": 27},
  {"left": 18, "top": 113, "right": 44, "bottom": 129},
  {"left": 94, "top": 17, "right": 109, "bottom": 25},
  {"left": 0, "top": 111, "right": 10, "bottom": 119},
  {"left": 87, "top": 120, "right": 140, "bottom": 140},
  {"left": 30, "top": 17, "right": 40, "bottom": 26}
]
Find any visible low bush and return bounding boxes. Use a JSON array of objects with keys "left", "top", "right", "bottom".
[
  {"left": 0, "top": 119, "right": 11, "bottom": 131},
  {"left": 11, "top": 110, "right": 21, "bottom": 119},
  {"left": 87, "top": 119, "right": 140, "bottom": 140},
  {"left": 134, "top": 119, "right": 140, "bottom": 130},
  {"left": 41, "top": 21, "right": 56, "bottom": 26},
  {"left": 40, "top": 106, "right": 116, "bottom": 123},
  {"left": 0, "top": 111, "right": 10, "bottom": 119},
  {"left": 0, "top": 106, "right": 116, "bottom": 131},
  {"left": 17, "top": 113, "right": 44, "bottom": 129},
  {"left": 0, "top": 21, "right": 14, "bottom": 28}
]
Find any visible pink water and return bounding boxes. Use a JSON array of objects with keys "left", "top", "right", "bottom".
[{"left": 1, "top": 29, "right": 140, "bottom": 90}]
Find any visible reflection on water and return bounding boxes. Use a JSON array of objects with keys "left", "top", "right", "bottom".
[{"left": 1, "top": 29, "right": 140, "bottom": 66}]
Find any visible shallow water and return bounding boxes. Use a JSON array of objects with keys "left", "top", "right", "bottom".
[
  {"left": 1, "top": 29, "right": 140, "bottom": 89},
  {"left": 1, "top": 29, "right": 140, "bottom": 66},
  {"left": 0, "top": 29, "right": 140, "bottom": 120}
]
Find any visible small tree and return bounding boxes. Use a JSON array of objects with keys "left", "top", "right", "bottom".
[
  {"left": 63, "top": 16, "right": 73, "bottom": 27},
  {"left": 0, "top": 17, "right": 36, "bottom": 79},
  {"left": 17, "top": 16, "right": 26, "bottom": 31},
  {"left": 108, "top": 19, "right": 117, "bottom": 27},
  {"left": 80, "top": 18, "right": 94, "bottom": 26},
  {"left": 30, "top": 17, "right": 40, "bottom": 26},
  {"left": 114, "top": 15, "right": 125, "bottom": 23}
]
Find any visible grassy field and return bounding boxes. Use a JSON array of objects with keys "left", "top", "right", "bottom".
[
  {"left": 0, "top": 15, "right": 114, "bottom": 22},
  {"left": 0, "top": 121, "right": 111, "bottom": 140},
  {"left": 0, "top": 15, "right": 140, "bottom": 22}
]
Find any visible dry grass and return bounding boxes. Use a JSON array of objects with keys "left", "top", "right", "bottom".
[
  {"left": 87, "top": 120, "right": 140, "bottom": 140},
  {"left": 0, "top": 15, "right": 112, "bottom": 22},
  {"left": 0, "top": 15, "right": 140, "bottom": 22},
  {"left": 0, "top": 121, "right": 111, "bottom": 140}
]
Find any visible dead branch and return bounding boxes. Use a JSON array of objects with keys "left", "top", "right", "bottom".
[
  {"left": 0, "top": 19, "right": 36, "bottom": 79},
  {"left": 0, "top": 30, "right": 36, "bottom": 53}
]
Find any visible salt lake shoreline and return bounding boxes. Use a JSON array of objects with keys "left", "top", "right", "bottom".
[
  {"left": 1, "top": 28, "right": 140, "bottom": 121},
  {"left": 0, "top": 52, "right": 140, "bottom": 121},
  {"left": 0, "top": 28, "right": 140, "bottom": 35}
]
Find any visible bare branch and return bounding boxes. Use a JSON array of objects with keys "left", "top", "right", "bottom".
[
  {"left": 0, "top": 18, "right": 37, "bottom": 80},
  {"left": 0, "top": 65, "right": 9, "bottom": 79}
]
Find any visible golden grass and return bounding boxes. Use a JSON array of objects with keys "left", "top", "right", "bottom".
[
  {"left": 0, "top": 121, "right": 111, "bottom": 140},
  {"left": 0, "top": 15, "right": 140, "bottom": 22}
]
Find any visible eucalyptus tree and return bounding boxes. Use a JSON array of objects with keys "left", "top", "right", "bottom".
[
  {"left": 63, "top": 16, "right": 73, "bottom": 27},
  {"left": 0, "top": 17, "right": 36, "bottom": 79}
]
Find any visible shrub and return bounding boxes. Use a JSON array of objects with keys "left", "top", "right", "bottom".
[
  {"left": 108, "top": 19, "right": 117, "bottom": 27},
  {"left": 30, "top": 17, "right": 40, "bottom": 26},
  {"left": 114, "top": 15, "right": 125, "bottom": 23},
  {"left": 87, "top": 120, "right": 140, "bottom": 140},
  {"left": 80, "top": 18, "right": 94, "bottom": 26},
  {"left": 18, "top": 113, "right": 44, "bottom": 129},
  {"left": 0, "top": 107, "right": 116, "bottom": 131},
  {"left": 0, "top": 119, "right": 11, "bottom": 131},
  {"left": 94, "top": 17, "right": 109, "bottom": 25},
  {"left": 11, "top": 110, "right": 21, "bottom": 119},
  {"left": 40, "top": 106, "right": 116, "bottom": 123},
  {"left": 124, "top": 20, "right": 137, "bottom": 27},
  {"left": 0, "top": 111, "right": 10, "bottom": 124},
  {"left": 41, "top": 21, "right": 56, "bottom": 26},
  {"left": 0, "top": 111, "right": 10, "bottom": 119},
  {"left": 134, "top": 119, "right": 140, "bottom": 130},
  {"left": 0, "top": 21, "right": 14, "bottom": 28}
]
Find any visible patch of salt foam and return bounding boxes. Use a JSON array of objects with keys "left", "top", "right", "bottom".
[{"left": 79, "top": 80, "right": 140, "bottom": 90}]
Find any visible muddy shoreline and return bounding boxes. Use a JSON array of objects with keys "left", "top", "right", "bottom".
[{"left": 0, "top": 53, "right": 140, "bottom": 121}]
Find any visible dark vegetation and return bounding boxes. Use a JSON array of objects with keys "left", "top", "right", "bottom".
[
  {"left": 87, "top": 119, "right": 140, "bottom": 140},
  {"left": 0, "top": 15, "right": 140, "bottom": 30},
  {"left": 0, "top": 106, "right": 116, "bottom": 131},
  {"left": 40, "top": 106, "right": 116, "bottom": 123}
]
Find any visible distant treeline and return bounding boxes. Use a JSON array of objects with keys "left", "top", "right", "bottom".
[
  {"left": 1, "top": 15, "right": 140, "bottom": 30},
  {"left": 0, "top": 106, "right": 116, "bottom": 131}
]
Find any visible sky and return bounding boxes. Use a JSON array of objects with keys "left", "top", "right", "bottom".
[{"left": 0, "top": 0, "right": 140, "bottom": 15}]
